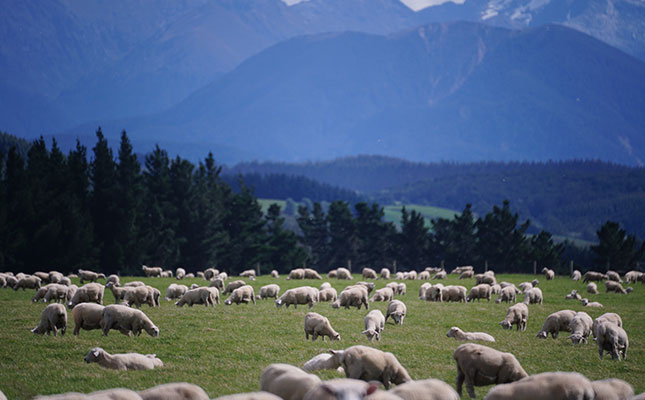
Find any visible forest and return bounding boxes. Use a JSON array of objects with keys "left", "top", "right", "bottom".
[{"left": 0, "top": 130, "right": 643, "bottom": 276}]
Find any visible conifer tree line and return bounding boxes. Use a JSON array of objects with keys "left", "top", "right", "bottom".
[{"left": 0, "top": 129, "right": 642, "bottom": 275}]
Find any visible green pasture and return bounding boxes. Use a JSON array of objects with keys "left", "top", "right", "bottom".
[{"left": 0, "top": 273, "right": 643, "bottom": 398}]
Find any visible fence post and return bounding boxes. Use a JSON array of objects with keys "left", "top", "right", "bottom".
[
  {"left": 347, "top": 259, "right": 352, "bottom": 273},
  {"left": 256, "top": 262, "right": 260, "bottom": 277},
  {"left": 570, "top": 260, "right": 574, "bottom": 276},
  {"left": 440, "top": 260, "right": 445, "bottom": 270},
  {"left": 484, "top": 260, "right": 488, "bottom": 272},
  {"left": 533, "top": 261, "right": 537, "bottom": 275},
  {"left": 393, "top": 260, "right": 397, "bottom": 274}
]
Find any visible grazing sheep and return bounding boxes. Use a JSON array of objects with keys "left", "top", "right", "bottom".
[
  {"left": 592, "top": 313, "right": 623, "bottom": 339},
  {"left": 426, "top": 283, "right": 444, "bottom": 302},
  {"left": 483, "top": 371, "right": 594, "bottom": 400},
  {"left": 596, "top": 321, "right": 628, "bottom": 360},
  {"left": 396, "top": 283, "right": 406, "bottom": 295},
  {"left": 380, "top": 268, "right": 391, "bottom": 280},
  {"left": 489, "top": 284, "right": 501, "bottom": 295},
  {"left": 32, "top": 303, "right": 67, "bottom": 336},
  {"left": 363, "top": 309, "right": 385, "bottom": 342},
  {"left": 304, "top": 312, "right": 340, "bottom": 341},
  {"left": 72, "top": 303, "right": 106, "bottom": 335},
  {"left": 419, "top": 282, "right": 432, "bottom": 299},
  {"left": 303, "top": 353, "right": 344, "bottom": 373},
  {"left": 48, "top": 271, "right": 65, "bottom": 284},
  {"left": 522, "top": 287, "right": 543, "bottom": 305},
  {"left": 605, "top": 281, "right": 628, "bottom": 294},
  {"left": 218, "top": 272, "right": 228, "bottom": 281},
  {"left": 288, "top": 268, "right": 305, "bottom": 280},
  {"left": 355, "top": 281, "right": 375, "bottom": 294},
  {"left": 44, "top": 283, "right": 71, "bottom": 303},
  {"left": 102, "top": 304, "right": 159, "bottom": 337},
  {"left": 467, "top": 284, "right": 491, "bottom": 302},
  {"left": 261, "top": 363, "right": 322, "bottom": 400},
  {"left": 68, "top": 283, "right": 105, "bottom": 308},
  {"left": 258, "top": 284, "right": 280, "bottom": 300},
  {"left": 203, "top": 268, "right": 219, "bottom": 280},
  {"left": 587, "top": 282, "right": 599, "bottom": 294},
  {"left": 362, "top": 268, "right": 378, "bottom": 280},
  {"left": 161, "top": 270, "right": 174, "bottom": 278},
  {"left": 33, "top": 271, "right": 50, "bottom": 282},
  {"left": 165, "top": 283, "right": 188, "bottom": 300},
  {"left": 302, "top": 379, "right": 396, "bottom": 400},
  {"left": 433, "top": 270, "right": 447, "bottom": 280},
  {"left": 541, "top": 267, "right": 555, "bottom": 280},
  {"left": 224, "top": 285, "right": 256, "bottom": 305},
  {"left": 210, "top": 278, "right": 224, "bottom": 290},
  {"left": 320, "top": 282, "right": 332, "bottom": 290},
  {"left": 303, "top": 268, "right": 322, "bottom": 279},
  {"left": 336, "top": 268, "right": 353, "bottom": 280},
  {"left": 276, "top": 286, "right": 318, "bottom": 309},
  {"left": 390, "top": 379, "right": 460, "bottom": 400},
  {"left": 606, "top": 270, "right": 622, "bottom": 283},
  {"left": 418, "top": 270, "right": 430, "bottom": 280},
  {"left": 123, "top": 286, "right": 154, "bottom": 308},
  {"left": 495, "top": 286, "right": 516, "bottom": 304},
  {"left": 385, "top": 300, "right": 406, "bottom": 325},
  {"left": 405, "top": 271, "right": 418, "bottom": 280},
  {"left": 500, "top": 303, "right": 528, "bottom": 331},
  {"left": 459, "top": 270, "right": 474, "bottom": 279},
  {"left": 452, "top": 265, "right": 474, "bottom": 274},
  {"left": 591, "top": 378, "right": 634, "bottom": 400},
  {"left": 137, "top": 383, "right": 209, "bottom": 400},
  {"left": 78, "top": 269, "right": 106, "bottom": 284},
  {"left": 175, "top": 268, "right": 186, "bottom": 280},
  {"left": 584, "top": 271, "right": 607, "bottom": 282},
  {"left": 214, "top": 392, "right": 282, "bottom": 400},
  {"left": 14, "top": 275, "right": 42, "bottom": 291},
  {"left": 105, "top": 274, "right": 120, "bottom": 287},
  {"left": 271, "top": 270, "right": 279, "bottom": 278},
  {"left": 581, "top": 298, "right": 603, "bottom": 308},
  {"left": 33, "top": 284, "right": 53, "bottom": 302},
  {"left": 453, "top": 343, "right": 528, "bottom": 398},
  {"left": 85, "top": 347, "right": 163, "bottom": 370},
  {"left": 240, "top": 269, "right": 256, "bottom": 279},
  {"left": 565, "top": 289, "right": 582, "bottom": 300},
  {"left": 141, "top": 265, "right": 162, "bottom": 277},
  {"left": 370, "top": 287, "right": 394, "bottom": 302},
  {"left": 475, "top": 274, "right": 496, "bottom": 286},
  {"left": 123, "top": 281, "right": 146, "bottom": 287},
  {"left": 536, "top": 310, "right": 576, "bottom": 339},
  {"left": 223, "top": 280, "right": 247, "bottom": 295},
  {"left": 624, "top": 270, "right": 643, "bottom": 284},
  {"left": 568, "top": 311, "right": 594, "bottom": 344},
  {"left": 329, "top": 345, "right": 412, "bottom": 389},
  {"left": 185, "top": 273, "right": 195, "bottom": 278},
  {"left": 333, "top": 287, "right": 369, "bottom": 310},
  {"left": 572, "top": 270, "right": 582, "bottom": 281},
  {"left": 319, "top": 287, "right": 338, "bottom": 302},
  {"left": 328, "top": 269, "right": 338, "bottom": 278},
  {"left": 442, "top": 285, "right": 467, "bottom": 302},
  {"left": 517, "top": 282, "right": 532, "bottom": 292},
  {"left": 446, "top": 327, "right": 495, "bottom": 342},
  {"left": 106, "top": 281, "right": 131, "bottom": 303},
  {"left": 385, "top": 282, "right": 399, "bottom": 293},
  {"left": 35, "top": 388, "right": 142, "bottom": 400}
]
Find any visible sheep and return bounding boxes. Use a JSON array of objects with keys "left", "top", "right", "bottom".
[
  {"left": 33, "top": 284, "right": 53, "bottom": 302},
  {"left": 175, "top": 268, "right": 186, "bottom": 280},
  {"left": 276, "top": 286, "right": 318, "bottom": 309},
  {"left": 185, "top": 273, "right": 195, "bottom": 278},
  {"left": 517, "top": 282, "right": 532, "bottom": 292},
  {"left": 271, "top": 270, "right": 279, "bottom": 278},
  {"left": 59, "top": 276, "right": 72, "bottom": 286},
  {"left": 390, "top": 379, "right": 460, "bottom": 400},
  {"left": 71, "top": 303, "right": 106, "bottom": 335},
  {"left": 336, "top": 268, "right": 353, "bottom": 280},
  {"left": 165, "top": 283, "right": 188, "bottom": 300},
  {"left": 522, "top": 287, "right": 543, "bottom": 304},
  {"left": 418, "top": 270, "right": 430, "bottom": 280},
  {"left": 214, "top": 393, "right": 282, "bottom": 400},
  {"left": 303, "top": 353, "right": 344, "bottom": 373},
  {"left": 475, "top": 274, "right": 496, "bottom": 286},
  {"left": 483, "top": 371, "right": 594, "bottom": 400},
  {"left": 48, "top": 271, "right": 64, "bottom": 284},
  {"left": 223, "top": 280, "right": 247, "bottom": 294},
  {"left": 396, "top": 283, "right": 407, "bottom": 295},
  {"left": 302, "top": 379, "right": 396, "bottom": 400},
  {"left": 584, "top": 271, "right": 607, "bottom": 282},
  {"left": 541, "top": 267, "right": 555, "bottom": 280},
  {"left": 319, "top": 287, "right": 338, "bottom": 302},
  {"left": 224, "top": 285, "right": 255, "bottom": 305},
  {"left": 581, "top": 298, "right": 603, "bottom": 308},
  {"left": 210, "top": 278, "right": 224, "bottom": 291},
  {"left": 426, "top": 283, "right": 444, "bottom": 302},
  {"left": 106, "top": 281, "right": 131, "bottom": 303},
  {"left": 536, "top": 309, "right": 576, "bottom": 339},
  {"left": 624, "top": 270, "right": 643, "bottom": 283},
  {"left": 490, "top": 284, "right": 501, "bottom": 295},
  {"left": 78, "top": 269, "right": 106, "bottom": 284},
  {"left": 105, "top": 274, "right": 120, "bottom": 287},
  {"left": 592, "top": 313, "right": 623, "bottom": 339},
  {"left": 595, "top": 321, "right": 628, "bottom": 360},
  {"left": 44, "top": 283, "right": 71, "bottom": 303},
  {"left": 240, "top": 269, "right": 256, "bottom": 279},
  {"left": 304, "top": 312, "right": 340, "bottom": 341},
  {"left": 123, "top": 286, "right": 154, "bottom": 308},
  {"left": 141, "top": 265, "right": 162, "bottom": 277},
  {"left": 32, "top": 303, "right": 67, "bottom": 336},
  {"left": 432, "top": 270, "right": 447, "bottom": 280},
  {"left": 591, "top": 378, "right": 634, "bottom": 400},
  {"left": 452, "top": 265, "right": 474, "bottom": 274},
  {"left": 258, "top": 284, "right": 280, "bottom": 300},
  {"left": 303, "top": 268, "right": 323, "bottom": 280},
  {"left": 102, "top": 304, "right": 159, "bottom": 337},
  {"left": 261, "top": 363, "right": 322, "bottom": 400},
  {"left": 68, "top": 283, "right": 105, "bottom": 308},
  {"left": 332, "top": 287, "right": 369, "bottom": 310},
  {"left": 160, "top": 269, "right": 173, "bottom": 278},
  {"left": 137, "top": 383, "right": 209, "bottom": 400},
  {"left": 288, "top": 268, "right": 305, "bottom": 280},
  {"left": 123, "top": 281, "right": 146, "bottom": 287},
  {"left": 442, "top": 285, "right": 467, "bottom": 302},
  {"left": 380, "top": 268, "right": 391, "bottom": 280},
  {"left": 370, "top": 287, "right": 394, "bottom": 302},
  {"left": 418, "top": 282, "right": 432, "bottom": 299},
  {"left": 459, "top": 270, "right": 474, "bottom": 279},
  {"left": 356, "top": 281, "right": 375, "bottom": 294},
  {"left": 385, "top": 300, "right": 406, "bottom": 325},
  {"left": 405, "top": 270, "right": 418, "bottom": 280},
  {"left": 446, "top": 327, "right": 495, "bottom": 342},
  {"left": 606, "top": 270, "right": 622, "bottom": 283},
  {"left": 385, "top": 282, "right": 399, "bottom": 293},
  {"left": 175, "top": 287, "right": 216, "bottom": 307},
  {"left": 363, "top": 309, "right": 385, "bottom": 342},
  {"left": 467, "top": 284, "right": 491, "bottom": 302},
  {"left": 495, "top": 286, "right": 516, "bottom": 304},
  {"left": 572, "top": 269, "right": 582, "bottom": 281},
  {"left": 329, "top": 345, "right": 412, "bottom": 389},
  {"left": 587, "top": 282, "right": 599, "bottom": 294},
  {"left": 85, "top": 347, "right": 163, "bottom": 370},
  {"left": 565, "top": 289, "right": 582, "bottom": 300},
  {"left": 328, "top": 269, "right": 338, "bottom": 278},
  {"left": 500, "top": 303, "right": 528, "bottom": 331},
  {"left": 568, "top": 311, "right": 593, "bottom": 344},
  {"left": 605, "top": 280, "right": 628, "bottom": 294},
  {"left": 362, "top": 268, "right": 378, "bottom": 280},
  {"left": 14, "top": 275, "right": 42, "bottom": 291},
  {"left": 35, "top": 388, "right": 143, "bottom": 400},
  {"left": 453, "top": 343, "right": 528, "bottom": 398},
  {"left": 203, "top": 267, "right": 219, "bottom": 280}
]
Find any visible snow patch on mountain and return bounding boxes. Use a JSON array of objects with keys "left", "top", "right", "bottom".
[{"left": 399, "top": 0, "right": 466, "bottom": 12}]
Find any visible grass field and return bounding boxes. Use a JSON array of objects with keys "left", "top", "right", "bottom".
[{"left": 0, "top": 273, "right": 643, "bottom": 399}]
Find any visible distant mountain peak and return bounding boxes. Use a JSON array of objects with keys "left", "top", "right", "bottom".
[{"left": 400, "top": 0, "right": 467, "bottom": 12}]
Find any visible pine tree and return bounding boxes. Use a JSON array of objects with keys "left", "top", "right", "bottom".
[
  {"left": 398, "top": 207, "right": 429, "bottom": 268},
  {"left": 529, "top": 230, "right": 565, "bottom": 272},
  {"left": 354, "top": 202, "right": 391, "bottom": 268},
  {"left": 326, "top": 200, "right": 357, "bottom": 270},
  {"left": 591, "top": 221, "right": 645, "bottom": 270},
  {"left": 264, "top": 203, "right": 307, "bottom": 272},
  {"left": 297, "top": 202, "right": 329, "bottom": 270},
  {"left": 1, "top": 147, "right": 28, "bottom": 268},
  {"left": 430, "top": 204, "right": 477, "bottom": 267}
]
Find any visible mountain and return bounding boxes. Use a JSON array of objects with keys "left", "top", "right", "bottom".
[{"left": 67, "top": 21, "right": 645, "bottom": 165}]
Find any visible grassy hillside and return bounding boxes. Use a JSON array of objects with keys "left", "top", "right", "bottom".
[{"left": 0, "top": 273, "right": 643, "bottom": 398}]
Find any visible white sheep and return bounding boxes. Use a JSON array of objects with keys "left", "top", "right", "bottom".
[
  {"left": 396, "top": 282, "right": 406, "bottom": 295},
  {"left": 584, "top": 271, "right": 607, "bottom": 282},
  {"left": 336, "top": 267, "right": 353, "bottom": 280},
  {"left": 203, "top": 267, "right": 219, "bottom": 280},
  {"left": 446, "top": 327, "right": 495, "bottom": 342},
  {"left": 592, "top": 313, "right": 623, "bottom": 339},
  {"left": 522, "top": 287, "right": 543, "bottom": 305},
  {"left": 101, "top": 304, "right": 159, "bottom": 337},
  {"left": 565, "top": 289, "right": 582, "bottom": 301},
  {"left": 224, "top": 285, "right": 255, "bottom": 305},
  {"left": 453, "top": 343, "right": 528, "bottom": 398},
  {"left": 319, "top": 287, "right": 338, "bottom": 302},
  {"left": 355, "top": 281, "right": 375, "bottom": 294},
  {"left": 541, "top": 267, "right": 555, "bottom": 280},
  {"left": 426, "top": 283, "right": 444, "bottom": 302},
  {"left": 467, "top": 284, "right": 491, "bottom": 302},
  {"left": 303, "top": 353, "right": 344, "bottom": 373},
  {"left": 587, "top": 282, "right": 599, "bottom": 294},
  {"left": 261, "top": 363, "right": 322, "bottom": 400},
  {"left": 596, "top": 321, "right": 628, "bottom": 360},
  {"left": 320, "top": 282, "right": 332, "bottom": 290},
  {"left": 332, "top": 286, "right": 369, "bottom": 310},
  {"left": 536, "top": 309, "right": 576, "bottom": 339},
  {"left": 363, "top": 309, "right": 385, "bottom": 342},
  {"left": 106, "top": 281, "right": 131, "bottom": 303},
  {"left": 78, "top": 269, "right": 106, "bottom": 284},
  {"left": 44, "top": 283, "right": 71, "bottom": 303},
  {"left": 304, "top": 312, "right": 340, "bottom": 341},
  {"left": 304, "top": 268, "right": 323, "bottom": 279},
  {"left": 210, "top": 278, "right": 224, "bottom": 290},
  {"left": 568, "top": 311, "right": 593, "bottom": 344},
  {"left": 175, "top": 268, "right": 186, "bottom": 280},
  {"left": 581, "top": 298, "right": 603, "bottom": 308},
  {"left": 433, "top": 270, "right": 447, "bottom": 280},
  {"left": 495, "top": 286, "right": 516, "bottom": 304},
  {"left": 258, "top": 284, "right": 280, "bottom": 300},
  {"left": 490, "top": 284, "right": 501, "bottom": 295},
  {"left": 572, "top": 270, "right": 582, "bottom": 281},
  {"left": 223, "top": 280, "right": 247, "bottom": 294},
  {"left": 606, "top": 270, "right": 622, "bottom": 283},
  {"left": 380, "top": 268, "right": 391, "bottom": 280},
  {"left": 500, "top": 303, "right": 528, "bottom": 331},
  {"left": 84, "top": 347, "right": 163, "bottom": 370},
  {"left": 517, "top": 282, "right": 532, "bottom": 292},
  {"left": 123, "top": 286, "right": 154, "bottom": 308},
  {"left": 276, "top": 286, "right": 318, "bottom": 309},
  {"left": 71, "top": 303, "right": 105, "bottom": 336},
  {"left": 624, "top": 270, "right": 643, "bottom": 283},
  {"left": 165, "top": 283, "right": 188, "bottom": 300},
  {"left": 418, "top": 270, "right": 430, "bottom": 280},
  {"left": 475, "top": 273, "right": 496, "bottom": 286},
  {"left": 419, "top": 282, "right": 432, "bottom": 300},
  {"left": 123, "top": 281, "right": 146, "bottom": 287},
  {"left": 271, "top": 270, "right": 279, "bottom": 278},
  {"left": 390, "top": 379, "right": 460, "bottom": 400},
  {"left": 385, "top": 300, "right": 406, "bottom": 325},
  {"left": 32, "top": 303, "right": 67, "bottom": 336},
  {"left": 68, "top": 283, "right": 105, "bottom": 308},
  {"left": 329, "top": 345, "right": 412, "bottom": 389},
  {"left": 137, "top": 382, "right": 209, "bottom": 400},
  {"left": 459, "top": 270, "right": 474, "bottom": 279},
  {"left": 35, "top": 388, "right": 142, "bottom": 399},
  {"left": 302, "top": 379, "right": 396, "bottom": 400},
  {"left": 288, "top": 268, "right": 305, "bottom": 280},
  {"left": 361, "top": 268, "right": 378, "bottom": 280},
  {"left": 13, "top": 275, "right": 41, "bottom": 291},
  {"left": 240, "top": 269, "right": 257, "bottom": 279},
  {"left": 327, "top": 269, "right": 338, "bottom": 278},
  {"left": 175, "top": 287, "right": 217, "bottom": 307},
  {"left": 370, "top": 287, "right": 394, "bottom": 302},
  {"left": 213, "top": 392, "right": 282, "bottom": 400},
  {"left": 591, "top": 378, "right": 634, "bottom": 400},
  {"left": 484, "top": 371, "right": 594, "bottom": 400},
  {"left": 605, "top": 281, "right": 628, "bottom": 294},
  {"left": 442, "top": 285, "right": 467, "bottom": 302},
  {"left": 142, "top": 265, "right": 162, "bottom": 277}
]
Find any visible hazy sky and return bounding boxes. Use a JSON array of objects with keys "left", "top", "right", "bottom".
[{"left": 281, "top": 0, "right": 467, "bottom": 11}]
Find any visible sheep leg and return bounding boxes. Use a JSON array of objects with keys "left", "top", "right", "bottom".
[
  {"left": 455, "top": 367, "right": 465, "bottom": 396},
  {"left": 598, "top": 344, "right": 604, "bottom": 359}
]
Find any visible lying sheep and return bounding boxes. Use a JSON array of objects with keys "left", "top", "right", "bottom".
[
  {"left": 223, "top": 280, "right": 247, "bottom": 295},
  {"left": 581, "top": 298, "right": 603, "bottom": 308},
  {"left": 596, "top": 321, "right": 628, "bottom": 360},
  {"left": 304, "top": 312, "right": 340, "bottom": 341},
  {"left": 380, "top": 268, "right": 391, "bottom": 280},
  {"left": 536, "top": 310, "right": 576, "bottom": 339},
  {"left": 175, "top": 287, "right": 217, "bottom": 307},
  {"left": 85, "top": 347, "right": 163, "bottom": 370},
  {"left": 214, "top": 392, "right": 282, "bottom": 400},
  {"left": 35, "top": 388, "right": 142, "bottom": 400},
  {"left": 14, "top": 275, "right": 41, "bottom": 291},
  {"left": 102, "top": 304, "right": 159, "bottom": 337},
  {"left": 288, "top": 268, "right": 305, "bottom": 280},
  {"left": 419, "top": 282, "right": 432, "bottom": 299},
  {"left": 319, "top": 287, "right": 337, "bottom": 302},
  {"left": 271, "top": 270, "right": 279, "bottom": 278},
  {"left": 304, "top": 268, "right": 322, "bottom": 280},
  {"left": 165, "top": 283, "right": 188, "bottom": 300},
  {"left": 606, "top": 270, "right": 623, "bottom": 283},
  {"left": 565, "top": 289, "right": 582, "bottom": 300},
  {"left": 453, "top": 343, "right": 528, "bottom": 398},
  {"left": 569, "top": 311, "right": 593, "bottom": 344},
  {"left": 500, "top": 303, "right": 528, "bottom": 331},
  {"left": 332, "top": 287, "right": 369, "bottom": 310},
  {"left": 442, "top": 285, "right": 467, "bottom": 302},
  {"left": 123, "top": 281, "right": 146, "bottom": 287},
  {"left": 240, "top": 269, "right": 256, "bottom": 279},
  {"left": 276, "top": 286, "right": 318, "bottom": 309},
  {"left": 68, "top": 283, "right": 105, "bottom": 308},
  {"left": 584, "top": 271, "right": 607, "bottom": 282},
  {"left": 329, "top": 345, "right": 412, "bottom": 389},
  {"left": 591, "top": 378, "right": 634, "bottom": 400},
  {"left": 467, "top": 284, "right": 491, "bottom": 302},
  {"left": 592, "top": 313, "right": 623, "bottom": 339},
  {"left": 587, "top": 282, "right": 599, "bottom": 294},
  {"left": 261, "top": 363, "right": 322, "bottom": 400},
  {"left": 447, "top": 327, "right": 495, "bottom": 342},
  {"left": 78, "top": 269, "right": 106, "bottom": 284},
  {"left": 495, "top": 286, "right": 516, "bottom": 304},
  {"left": 224, "top": 285, "right": 255, "bottom": 305},
  {"left": 522, "top": 287, "right": 543, "bottom": 304},
  {"left": 370, "top": 287, "right": 394, "bottom": 302},
  {"left": 541, "top": 267, "right": 555, "bottom": 280},
  {"left": 363, "top": 309, "right": 385, "bottom": 342},
  {"left": 137, "top": 383, "right": 209, "bottom": 400},
  {"left": 302, "top": 379, "right": 394, "bottom": 400},
  {"left": 303, "top": 353, "right": 344, "bottom": 373},
  {"left": 142, "top": 265, "right": 162, "bottom": 277},
  {"left": 390, "top": 379, "right": 460, "bottom": 400},
  {"left": 258, "top": 284, "right": 280, "bottom": 300},
  {"left": 32, "top": 303, "right": 67, "bottom": 336},
  {"left": 385, "top": 300, "right": 406, "bottom": 325},
  {"left": 336, "top": 267, "right": 353, "bottom": 280},
  {"left": 605, "top": 281, "right": 628, "bottom": 294},
  {"left": 572, "top": 270, "right": 582, "bottom": 281},
  {"left": 484, "top": 371, "right": 594, "bottom": 400}
]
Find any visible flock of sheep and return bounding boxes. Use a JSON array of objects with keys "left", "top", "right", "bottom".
[{"left": 1, "top": 264, "right": 643, "bottom": 399}]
